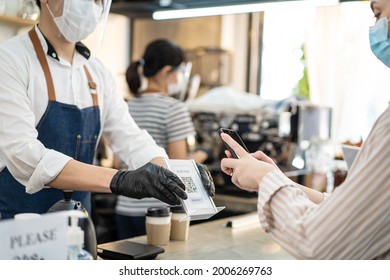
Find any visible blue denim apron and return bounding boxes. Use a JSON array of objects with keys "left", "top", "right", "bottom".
[{"left": 0, "top": 29, "right": 101, "bottom": 219}]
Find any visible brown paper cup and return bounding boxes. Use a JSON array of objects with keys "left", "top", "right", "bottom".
[
  {"left": 145, "top": 207, "right": 171, "bottom": 246},
  {"left": 170, "top": 212, "right": 189, "bottom": 241}
]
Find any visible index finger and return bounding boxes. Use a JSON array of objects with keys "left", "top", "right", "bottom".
[
  {"left": 221, "top": 133, "right": 249, "bottom": 159},
  {"left": 161, "top": 169, "right": 188, "bottom": 199}
]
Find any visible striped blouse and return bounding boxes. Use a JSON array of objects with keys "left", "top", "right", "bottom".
[
  {"left": 258, "top": 104, "right": 390, "bottom": 259},
  {"left": 116, "top": 94, "right": 196, "bottom": 216}
]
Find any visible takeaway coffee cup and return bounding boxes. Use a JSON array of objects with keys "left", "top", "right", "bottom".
[
  {"left": 170, "top": 206, "right": 189, "bottom": 241},
  {"left": 146, "top": 207, "right": 171, "bottom": 246}
]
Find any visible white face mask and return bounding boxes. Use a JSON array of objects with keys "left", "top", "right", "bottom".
[
  {"left": 47, "top": 0, "right": 103, "bottom": 43},
  {"left": 167, "top": 71, "right": 184, "bottom": 96}
]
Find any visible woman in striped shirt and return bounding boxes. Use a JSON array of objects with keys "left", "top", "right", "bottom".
[
  {"left": 115, "top": 39, "right": 211, "bottom": 239},
  {"left": 220, "top": 0, "right": 389, "bottom": 259}
]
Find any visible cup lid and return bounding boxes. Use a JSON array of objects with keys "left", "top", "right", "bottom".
[
  {"left": 170, "top": 206, "right": 186, "bottom": 213},
  {"left": 146, "top": 207, "right": 171, "bottom": 217}
]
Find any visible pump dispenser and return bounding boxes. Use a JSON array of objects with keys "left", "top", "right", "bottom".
[
  {"left": 67, "top": 211, "right": 93, "bottom": 260},
  {"left": 48, "top": 191, "right": 97, "bottom": 259}
]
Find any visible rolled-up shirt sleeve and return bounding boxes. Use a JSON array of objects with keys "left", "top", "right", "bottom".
[
  {"left": 27, "top": 150, "right": 72, "bottom": 193},
  {"left": 0, "top": 135, "right": 72, "bottom": 194}
]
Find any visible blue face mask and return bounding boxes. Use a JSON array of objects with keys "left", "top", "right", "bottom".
[{"left": 369, "top": 17, "right": 390, "bottom": 68}]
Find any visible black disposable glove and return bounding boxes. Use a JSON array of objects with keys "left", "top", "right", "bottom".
[
  {"left": 110, "top": 162, "right": 188, "bottom": 205},
  {"left": 196, "top": 163, "right": 215, "bottom": 196}
]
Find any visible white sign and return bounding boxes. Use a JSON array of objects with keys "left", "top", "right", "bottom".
[{"left": 0, "top": 212, "right": 68, "bottom": 260}]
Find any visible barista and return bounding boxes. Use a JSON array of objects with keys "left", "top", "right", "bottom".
[{"left": 0, "top": 0, "right": 213, "bottom": 218}]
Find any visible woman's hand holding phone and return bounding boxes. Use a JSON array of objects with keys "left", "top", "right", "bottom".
[
  {"left": 218, "top": 128, "right": 248, "bottom": 159},
  {"left": 220, "top": 132, "right": 276, "bottom": 192},
  {"left": 220, "top": 132, "right": 249, "bottom": 160}
]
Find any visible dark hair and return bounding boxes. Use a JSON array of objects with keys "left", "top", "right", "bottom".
[
  {"left": 36, "top": 0, "right": 40, "bottom": 9},
  {"left": 126, "top": 39, "right": 184, "bottom": 96}
]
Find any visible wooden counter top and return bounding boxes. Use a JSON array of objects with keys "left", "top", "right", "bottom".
[{"left": 126, "top": 212, "right": 294, "bottom": 260}]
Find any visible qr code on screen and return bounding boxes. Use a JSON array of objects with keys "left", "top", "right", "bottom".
[{"left": 180, "top": 176, "right": 197, "bottom": 193}]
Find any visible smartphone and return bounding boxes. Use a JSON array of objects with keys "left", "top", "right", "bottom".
[{"left": 218, "top": 128, "right": 249, "bottom": 159}]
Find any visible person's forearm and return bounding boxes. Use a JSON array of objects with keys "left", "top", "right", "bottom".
[
  {"left": 48, "top": 159, "right": 117, "bottom": 193},
  {"left": 151, "top": 157, "right": 168, "bottom": 168},
  {"left": 191, "top": 150, "right": 208, "bottom": 163},
  {"left": 49, "top": 157, "right": 168, "bottom": 193}
]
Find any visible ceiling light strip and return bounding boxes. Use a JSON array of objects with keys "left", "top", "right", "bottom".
[{"left": 153, "top": 0, "right": 339, "bottom": 20}]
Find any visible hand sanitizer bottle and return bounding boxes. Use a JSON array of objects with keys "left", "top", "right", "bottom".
[{"left": 67, "top": 210, "right": 93, "bottom": 260}]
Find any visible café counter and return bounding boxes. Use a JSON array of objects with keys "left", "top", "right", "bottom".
[{"left": 121, "top": 212, "right": 294, "bottom": 260}]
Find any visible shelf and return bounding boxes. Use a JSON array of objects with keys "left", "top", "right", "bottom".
[{"left": 0, "top": 14, "right": 37, "bottom": 27}]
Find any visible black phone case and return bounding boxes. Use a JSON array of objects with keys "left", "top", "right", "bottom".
[{"left": 218, "top": 128, "right": 249, "bottom": 158}]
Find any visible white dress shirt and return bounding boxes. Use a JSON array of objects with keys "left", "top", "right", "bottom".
[
  {"left": 0, "top": 26, "right": 167, "bottom": 194},
  {"left": 257, "top": 105, "right": 390, "bottom": 259}
]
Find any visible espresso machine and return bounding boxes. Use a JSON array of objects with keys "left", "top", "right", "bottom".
[{"left": 278, "top": 101, "right": 333, "bottom": 191}]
